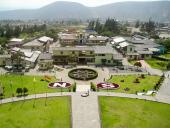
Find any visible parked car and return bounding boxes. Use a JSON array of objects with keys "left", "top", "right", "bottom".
[{"left": 4, "top": 66, "right": 12, "bottom": 71}]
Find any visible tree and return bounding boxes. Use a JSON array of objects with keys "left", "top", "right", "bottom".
[
  {"left": 142, "top": 19, "right": 155, "bottom": 34},
  {"left": 23, "top": 87, "right": 28, "bottom": 95},
  {"left": 95, "top": 19, "right": 103, "bottom": 33},
  {"left": 167, "top": 62, "right": 170, "bottom": 70},
  {"left": 162, "top": 39, "right": 170, "bottom": 52},
  {"left": 134, "top": 61, "right": 142, "bottom": 67},
  {"left": 135, "top": 20, "right": 140, "bottom": 28},
  {"left": 16, "top": 88, "right": 23, "bottom": 96},
  {"left": 88, "top": 21, "right": 95, "bottom": 30},
  {"left": 11, "top": 51, "right": 23, "bottom": 71}
]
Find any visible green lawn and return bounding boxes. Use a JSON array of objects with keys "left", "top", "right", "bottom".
[
  {"left": 0, "top": 75, "right": 72, "bottom": 98},
  {"left": 99, "top": 97, "right": 170, "bottom": 128},
  {"left": 128, "top": 60, "right": 138, "bottom": 65},
  {"left": 0, "top": 97, "right": 71, "bottom": 128},
  {"left": 98, "top": 75, "right": 160, "bottom": 94},
  {"left": 145, "top": 59, "right": 168, "bottom": 70},
  {"left": 159, "top": 53, "right": 170, "bottom": 59}
]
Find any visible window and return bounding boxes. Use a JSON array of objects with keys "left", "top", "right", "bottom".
[
  {"left": 130, "top": 47, "right": 133, "bottom": 52},
  {"left": 98, "top": 54, "right": 105, "bottom": 56},
  {"left": 60, "top": 51, "right": 63, "bottom": 54}
]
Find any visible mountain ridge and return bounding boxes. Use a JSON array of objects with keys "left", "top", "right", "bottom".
[{"left": 0, "top": 1, "right": 170, "bottom": 22}]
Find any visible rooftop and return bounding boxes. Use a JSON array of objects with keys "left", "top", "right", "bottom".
[
  {"left": 10, "top": 38, "right": 24, "bottom": 42},
  {"left": 119, "top": 42, "right": 129, "bottom": 48},
  {"left": 54, "top": 46, "right": 93, "bottom": 51},
  {"left": 0, "top": 54, "right": 11, "bottom": 58},
  {"left": 88, "top": 36, "right": 108, "bottom": 41},
  {"left": 23, "top": 39, "right": 44, "bottom": 47},
  {"left": 38, "top": 36, "right": 53, "bottom": 43},
  {"left": 94, "top": 46, "right": 114, "bottom": 54},
  {"left": 112, "top": 37, "right": 126, "bottom": 44},
  {"left": 39, "top": 53, "right": 52, "bottom": 60}
]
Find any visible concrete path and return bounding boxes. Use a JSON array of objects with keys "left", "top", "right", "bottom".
[
  {"left": 156, "top": 71, "right": 170, "bottom": 102},
  {"left": 55, "top": 66, "right": 110, "bottom": 85},
  {"left": 72, "top": 93, "right": 101, "bottom": 128},
  {"left": 140, "top": 60, "right": 151, "bottom": 68},
  {"left": 122, "top": 58, "right": 132, "bottom": 66},
  {"left": 76, "top": 85, "right": 90, "bottom": 92},
  {"left": 140, "top": 60, "right": 163, "bottom": 76}
]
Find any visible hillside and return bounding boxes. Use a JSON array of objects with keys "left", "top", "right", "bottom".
[{"left": 0, "top": 1, "right": 169, "bottom": 21}]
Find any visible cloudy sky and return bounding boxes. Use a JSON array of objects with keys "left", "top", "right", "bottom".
[{"left": 0, "top": 0, "right": 162, "bottom": 11}]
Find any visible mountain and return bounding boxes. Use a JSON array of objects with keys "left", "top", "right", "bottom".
[
  {"left": 0, "top": 1, "right": 170, "bottom": 22},
  {"left": 93, "top": 1, "right": 170, "bottom": 21}
]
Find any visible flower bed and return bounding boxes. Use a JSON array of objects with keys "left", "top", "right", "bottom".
[
  {"left": 97, "top": 82, "right": 120, "bottom": 90},
  {"left": 48, "top": 82, "right": 71, "bottom": 89},
  {"left": 68, "top": 68, "right": 98, "bottom": 81}
]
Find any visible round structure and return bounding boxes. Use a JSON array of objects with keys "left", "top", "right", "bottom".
[
  {"left": 68, "top": 68, "right": 98, "bottom": 81},
  {"left": 97, "top": 82, "right": 120, "bottom": 90},
  {"left": 48, "top": 82, "right": 71, "bottom": 88}
]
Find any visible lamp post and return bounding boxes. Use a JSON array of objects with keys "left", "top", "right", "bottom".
[
  {"left": 45, "top": 91, "right": 47, "bottom": 106},
  {"left": 33, "top": 77, "right": 36, "bottom": 108},
  {"left": 10, "top": 80, "right": 14, "bottom": 102}
]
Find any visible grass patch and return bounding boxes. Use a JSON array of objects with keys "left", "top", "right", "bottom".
[
  {"left": 128, "top": 60, "right": 138, "bottom": 65},
  {"left": 0, "top": 75, "right": 72, "bottom": 98},
  {"left": 98, "top": 75, "right": 160, "bottom": 94},
  {"left": 99, "top": 96, "right": 170, "bottom": 128},
  {"left": 159, "top": 52, "right": 170, "bottom": 59},
  {"left": 145, "top": 59, "right": 168, "bottom": 70},
  {"left": 0, "top": 97, "right": 71, "bottom": 128}
]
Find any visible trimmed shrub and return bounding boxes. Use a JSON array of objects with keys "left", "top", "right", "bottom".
[
  {"left": 91, "top": 82, "right": 96, "bottom": 91},
  {"left": 134, "top": 78, "right": 140, "bottom": 83},
  {"left": 134, "top": 61, "right": 142, "bottom": 67},
  {"left": 72, "top": 83, "right": 76, "bottom": 92}
]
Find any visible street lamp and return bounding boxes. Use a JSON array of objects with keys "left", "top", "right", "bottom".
[{"left": 10, "top": 80, "right": 14, "bottom": 102}]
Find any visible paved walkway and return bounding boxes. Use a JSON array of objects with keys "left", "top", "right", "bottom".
[
  {"left": 156, "top": 71, "right": 170, "bottom": 101},
  {"left": 140, "top": 60, "right": 163, "bottom": 76},
  {"left": 76, "top": 85, "right": 90, "bottom": 92},
  {"left": 72, "top": 93, "right": 100, "bottom": 128},
  {"left": 55, "top": 66, "right": 110, "bottom": 85}
]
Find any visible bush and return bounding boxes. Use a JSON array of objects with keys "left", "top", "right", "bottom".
[
  {"left": 120, "top": 80, "right": 125, "bottom": 82},
  {"left": 134, "top": 78, "right": 140, "bottom": 83},
  {"left": 91, "top": 82, "right": 96, "bottom": 91},
  {"left": 16, "top": 88, "right": 23, "bottom": 96},
  {"left": 124, "top": 88, "right": 130, "bottom": 91},
  {"left": 134, "top": 61, "right": 142, "bottom": 67},
  {"left": 167, "top": 62, "right": 170, "bottom": 70},
  {"left": 72, "top": 83, "right": 76, "bottom": 92},
  {"left": 140, "top": 74, "right": 145, "bottom": 79},
  {"left": 23, "top": 87, "right": 28, "bottom": 95}
]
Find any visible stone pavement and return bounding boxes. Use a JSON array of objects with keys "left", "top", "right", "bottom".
[
  {"left": 55, "top": 66, "right": 110, "bottom": 85},
  {"left": 76, "top": 85, "right": 90, "bottom": 92},
  {"left": 72, "top": 93, "right": 101, "bottom": 128}
]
